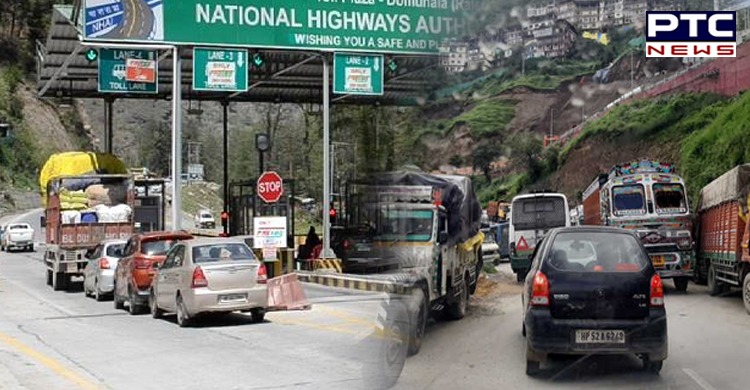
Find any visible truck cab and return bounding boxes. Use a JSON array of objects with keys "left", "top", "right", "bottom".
[{"left": 583, "top": 160, "right": 695, "bottom": 291}]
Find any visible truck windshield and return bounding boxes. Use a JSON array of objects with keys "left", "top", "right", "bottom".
[
  {"left": 612, "top": 185, "right": 646, "bottom": 216},
  {"left": 653, "top": 183, "right": 687, "bottom": 214},
  {"left": 511, "top": 197, "right": 567, "bottom": 230},
  {"left": 377, "top": 209, "right": 433, "bottom": 242}
]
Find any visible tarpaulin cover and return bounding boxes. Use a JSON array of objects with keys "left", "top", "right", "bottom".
[
  {"left": 366, "top": 168, "right": 482, "bottom": 245},
  {"left": 699, "top": 164, "right": 750, "bottom": 211},
  {"left": 39, "top": 152, "right": 128, "bottom": 206}
]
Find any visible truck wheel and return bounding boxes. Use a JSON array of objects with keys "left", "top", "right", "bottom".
[
  {"left": 674, "top": 277, "right": 689, "bottom": 292},
  {"left": 361, "top": 295, "right": 408, "bottom": 390},
  {"left": 516, "top": 272, "right": 526, "bottom": 283},
  {"left": 743, "top": 274, "right": 750, "bottom": 315},
  {"left": 708, "top": 265, "right": 723, "bottom": 296},
  {"left": 446, "top": 277, "right": 469, "bottom": 320},
  {"left": 52, "top": 273, "right": 67, "bottom": 291},
  {"left": 407, "top": 289, "right": 428, "bottom": 356}
]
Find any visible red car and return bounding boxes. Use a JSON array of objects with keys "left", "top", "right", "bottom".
[{"left": 114, "top": 231, "right": 194, "bottom": 314}]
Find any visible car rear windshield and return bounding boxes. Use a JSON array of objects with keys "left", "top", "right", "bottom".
[
  {"left": 106, "top": 244, "right": 125, "bottom": 257},
  {"left": 201, "top": 213, "right": 213, "bottom": 219},
  {"left": 9, "top": 224, "right": 30, "bottom": 230},
  {"left": 612, "top": 185, "right": 646, "bottom": 216},
  {"left": 141, "top": 239, "right": 181, "bottom": 256},
  {"left": 547, "top": 231, "right": 648, "bottom": 273},
  {"left": 192, "top": 243, "right": 257, "bottom": 263},
  {"left": 511, "top": 197, "right": 567, "bottom": 230}
]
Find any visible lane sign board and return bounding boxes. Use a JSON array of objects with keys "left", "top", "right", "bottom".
[
  {"left": 192, "top": 48, "right": 249, "bottom": 92},
  {"left": 98, "top": 49, "right": 158, "bottom": 94},
  {"left": 333, "top": 53, "right": 384, "bottom": 96}
]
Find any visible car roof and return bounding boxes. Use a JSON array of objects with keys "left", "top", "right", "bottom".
[
  {"left": 137, "top": 230, "right": 194, "bottom": 239},
  {"left": 180, "top": 237, "right": 250, "bottom": 248},
  {"left": 101, "top": 239, "right": 127, "bottom": 245},
  {"left": 547, "top": 226, "right": 639, "bottom": 237}
]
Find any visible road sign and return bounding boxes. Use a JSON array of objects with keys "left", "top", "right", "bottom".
[
  {"left": 125, "top": 58, "right": 156, "bottom": 83},
  {"left": 85, "top": 48, "right": 98, "bottom": 62},
  {"left": 333, "top": 53, "right": 384, "bottom": 96},
  {"left": 257, "top": 171, "right": 284, "bottom": 203},
  {"left": 98, "top": 49, "right": 158, "bottom": 94},
  {"left": 254, "top": 216, "right": 288, "bottom": 249},
  {"left": 192, "top": 48, "right": 249, "bottom": 92},
  {"left": 81, "top": 0, "right": 465, "bottom": 55}
]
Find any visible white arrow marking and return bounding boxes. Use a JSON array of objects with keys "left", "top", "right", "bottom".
[
  {"left": 237, "top": 52, "right": 245, "bottom": 67},
  {"left": 373, "top": 57, "right": 380, "bottom": 71}
]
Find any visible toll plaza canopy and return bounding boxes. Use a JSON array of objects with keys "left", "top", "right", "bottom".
[{"left": 37, "top": 5, "right": 440, "bottom": 105}]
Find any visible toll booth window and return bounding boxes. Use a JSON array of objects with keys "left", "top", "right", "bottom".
[
  {"left": 653, "top": 183, "right": 687, "bottom": 214},
  {"left": 612, "top": 185, "right": 646, "bottom": 216}
]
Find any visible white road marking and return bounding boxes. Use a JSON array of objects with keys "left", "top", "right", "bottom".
[{"left": 683, "top": 368, "right": 717, "bottom": 390}]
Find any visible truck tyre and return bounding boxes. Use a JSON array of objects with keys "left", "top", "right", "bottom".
[
  {"left": 708, "top": 265, "right": 723, "bottom": 296},
  {"left": 408, "top": 289, "right": 428, "bottom": 356},
  {"left": 674, "top": 277, "right": 689, "bottom": 292},
  {"left": 446, "top": 277, "right": 469, "bottom": 320},
  {"left": 52, "top": 272, "right": 67, "bottom": 291},
  {"left": 743, "top": 273, "right": 750, "bottom": 315},
  {"left": 516, "top": 271, "right": 525, "bottom": 283},
  {"left": 361, "top": 295, "right": 408, "bottom": 390}
]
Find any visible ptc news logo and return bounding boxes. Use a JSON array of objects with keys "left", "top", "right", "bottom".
[{"left": 646, "top": 11, "right": 736, "bottom": 58}]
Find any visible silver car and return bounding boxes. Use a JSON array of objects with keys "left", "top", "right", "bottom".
[
  {"left": 83, "top": 239, "right": 127, "bottom": 301},
  {"left": 150, "top": 238, "right": 268, "bottom": 327}
]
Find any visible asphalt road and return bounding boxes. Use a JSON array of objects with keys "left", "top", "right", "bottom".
[
  {"left": 3, "top": 208, "right": 750, "bottom": 389},
  {"left": 104, "top": 0, "right": 155, "bottom": 40}
]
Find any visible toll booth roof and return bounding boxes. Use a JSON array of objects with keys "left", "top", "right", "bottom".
[{"left": 38, "top": 5, "right": 438, "bottom": 105}]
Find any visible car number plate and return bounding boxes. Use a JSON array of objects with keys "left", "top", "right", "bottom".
[
  {"left": 575, "top": 330, "right": 626, "bottom": 344},
  {"left": 219, "top": 294, "right": 246, "bottom": 303},
  {"left": 651, "top": 255, "right": 666, "bottom": 268}
]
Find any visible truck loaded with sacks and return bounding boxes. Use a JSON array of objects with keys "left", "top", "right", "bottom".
[
  {"left": 694, "top": 164, "right": 750, "bottom": 312},
  {"left": 40, "top": 152, "right": 135, "bottom": 291}
]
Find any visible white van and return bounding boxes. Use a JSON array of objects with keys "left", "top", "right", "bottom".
[{"left": 509, "top": 193, "right": 570, "bottom": 281}]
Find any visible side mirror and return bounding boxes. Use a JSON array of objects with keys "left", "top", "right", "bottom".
[
  {"left": 438, "top": 232, "right": 449, "bottom": 244},
  {"left": 152, "top": 262, "right": 160, "bottom": 269}
]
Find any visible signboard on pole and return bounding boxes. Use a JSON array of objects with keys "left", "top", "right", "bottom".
[
  {"left": 333, "top": 53, "right": 384, "bottom": 95},
  {"left": 82, "top": 0, "right": 468, "bottom": 55},
  {"left": 192, "top": 48, "right": 249, "bottom": 92},
  {"left": 253, "top": 216, "right": 287, "bottom": 249},
  {"left": 98, "top": 49, "right": 158, "bottom": 94},
  {"left": 257, "top": 171, "right": 284, "bottom": 203}
]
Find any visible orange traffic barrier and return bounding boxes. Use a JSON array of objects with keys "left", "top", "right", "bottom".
[{"left": 266, "top": 273, "right": 311, "bottom": 311}]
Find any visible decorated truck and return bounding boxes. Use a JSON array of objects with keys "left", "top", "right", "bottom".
[
  {"left": 694, "top": 164, "right": 750, "bottom": 311},
  {"left": 582, "top": 160, "right": 695, "bottom": 291},
  {"left": 342, "top": 169, "right": 483, "bottom": 355},
  {"left": 40, "top": 152, "right": 135, "bottom": 291}
]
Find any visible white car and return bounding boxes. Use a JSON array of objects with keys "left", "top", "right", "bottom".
[
  {"left": 83, "top": 239, "right": 127, "bottom": 301},
  {"left": 194, "top": 210, "right": 216, "bottom": 229},
  {"left": 1, "top": 223, "right": 34, "bottom": 252}
]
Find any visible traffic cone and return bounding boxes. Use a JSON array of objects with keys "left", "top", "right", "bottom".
[{"left": 266, "top": 273, "right": 311, "bottom": 311}]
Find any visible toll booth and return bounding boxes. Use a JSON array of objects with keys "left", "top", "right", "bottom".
[
  {"left": 228, "top": 179, "right": 296, "bottom": 276},
  {"left": 133, "top": 179, "right": 166, "bottom": 232}
]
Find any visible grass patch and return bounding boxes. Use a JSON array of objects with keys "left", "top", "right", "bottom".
[
  {"left": 449, "top": 99, "right": 516, "bottom": 138},
  {"left": 680, "top": 91, "right": 750, "bottom": 203},
  {"left": 475, "top": 173, "right": 530, "bottom": 205},
  {"left": 483, "top": 263, "right": 498, "bottom": 274}
]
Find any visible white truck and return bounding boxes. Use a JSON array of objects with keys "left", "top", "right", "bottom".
[
  {"left": 344, "top": 171, "right": 483, "bottom": 355},
  {"left": 1, "top": 223, "right": 35, "bottom": 252}
]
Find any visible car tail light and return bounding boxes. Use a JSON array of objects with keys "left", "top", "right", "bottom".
[
  {"left": 99, "top": 258, "right": 110, "bottom": 270},
  {"left": 530, "top": 271, "right": 550, "bottom": 306},
  {"left": 192, "top": 266, "right": 208, "bottom": 288},
  {"left": 134, "top": 258, "right": 151, "bottom": 269},
  {"left": 343, "top": 240, "right": 352, "bottom": 251},
  {"left": 257, "top": 263, "right": 268, "bottom": 284},
  {"left": 650, "top": 274, "right": 664, "bottom": 307}
]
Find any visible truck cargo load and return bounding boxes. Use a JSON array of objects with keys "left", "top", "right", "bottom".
[
  {"left": 695, "top": 164, "right": 750, "bottom": 308},
  {"left": 39, "top": 151, "right": 128, "bottom": 206}
]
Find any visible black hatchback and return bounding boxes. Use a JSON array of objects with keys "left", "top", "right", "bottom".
[{"left": 522, "top": 227, "right": 667, "bottom": 376}]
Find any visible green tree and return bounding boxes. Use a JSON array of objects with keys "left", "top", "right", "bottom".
[
  {"left": 472, "top": 142, "right": 501, "bottom": 181},
  {"left": 508, "top": 134, "right": 544, "bottom": 180}
]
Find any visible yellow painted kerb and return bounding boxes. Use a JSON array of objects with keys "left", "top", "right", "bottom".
[{"left": 0, "top": 331, "right": 102, "bottom": 390}]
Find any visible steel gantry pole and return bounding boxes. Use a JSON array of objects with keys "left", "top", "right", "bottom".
[
  {"left": 322, "top": 54, "right": 334, "bottom": 259},
  {"left": 171, "top": 46, "right": 183, "bottom": 231}
]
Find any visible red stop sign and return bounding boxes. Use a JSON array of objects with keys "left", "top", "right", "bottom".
[{"left": 257, "top": 171, "right": 284, "bottom": 203}]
